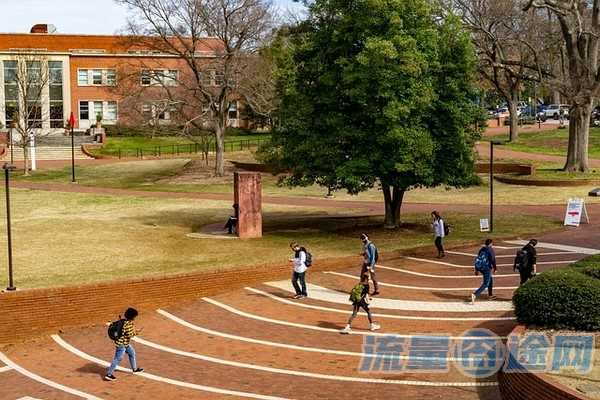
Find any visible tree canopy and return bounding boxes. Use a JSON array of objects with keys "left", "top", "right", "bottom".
[{"left": 262, "top": 0, "right": 483, "bottom": 228}]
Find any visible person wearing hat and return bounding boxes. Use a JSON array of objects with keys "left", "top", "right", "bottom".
[{"left": 360, "top": 233, "right": 380, "bottom": 296}]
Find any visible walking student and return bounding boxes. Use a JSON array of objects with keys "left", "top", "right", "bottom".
[
  {"left": 514, "top": 239, "right": 538, "bottom": 284},
  {"left": 431, "top": 211, "right": 445, "bottom": 258},
  {"left": 105, "top": 307, "right": 143, "bottom": 381},
  {"left": 470, "top": 239, "right": 497, "bottom": 304},
  {"left": 340, "top": 274, "right": 380, "bottom": 334},
  {"left": 290, "top": 242, "right": 308, "bottom": 299},
  {"left": 360, "top": 233, "right": 380, "bottom": 296}
]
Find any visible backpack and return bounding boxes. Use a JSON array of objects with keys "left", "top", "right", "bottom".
[
  {"left": 301, "top": 247, "right": 313, "bottom": 267},
  {"left": 443, "top": 221, "right": 450, "bottom": 237},
  {"left": 107, "top": 318, "right": 126, "bottom": 341},
  {"left": 474, "top": 248, "right": 490, "bottom": 272},
  {"left": 513, "top": 249, "right": 529, "bottom": 271},
  {"left": 349, "top": 283, "right": 366, "bottom": 303}
]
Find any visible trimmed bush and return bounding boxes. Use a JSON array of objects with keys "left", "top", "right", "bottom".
[{"left": 513, "top": 268, "right": 600, "bottom": 331}]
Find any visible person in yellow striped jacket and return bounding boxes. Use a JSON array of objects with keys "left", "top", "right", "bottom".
[{"left": 105, "top": 308, "right": 144, "bottom": 381}]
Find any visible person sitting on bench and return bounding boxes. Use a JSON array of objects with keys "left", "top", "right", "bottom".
[{"left": 224, "top": 204, "right": 239, "bottom": 234}]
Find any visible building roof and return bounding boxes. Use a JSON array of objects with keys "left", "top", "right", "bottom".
[{"left": 0, "top": 32, "right": 224, "bottom": 55}]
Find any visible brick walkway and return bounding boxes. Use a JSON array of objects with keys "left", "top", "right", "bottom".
[{"left": 1, "top": 236, "right": 595, "bottom": 399}]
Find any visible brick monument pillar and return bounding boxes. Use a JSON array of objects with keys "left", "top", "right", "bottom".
[{"left": 234, "top": 172, "right": 262, "bottom": 239}]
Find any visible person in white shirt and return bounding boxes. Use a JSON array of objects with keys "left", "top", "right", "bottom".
[
  {"left": 431, "top": 211, "right": 445, "bottom": 258},
  {"left": 290, "top": 242, "right": 308, "bottom": 299}
]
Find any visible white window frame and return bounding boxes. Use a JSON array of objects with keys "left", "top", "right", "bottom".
[
  {"left": 78, "top": 100, "right": 119, "bottom": 125},
  {"left": 140, "top": 69, "right": 179, "bottom": 87},
  {"left": 77, "top": 68, "right": 117, "bottom": 86}
]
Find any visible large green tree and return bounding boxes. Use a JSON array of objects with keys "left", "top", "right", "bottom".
[{"left": 262, "top": 0, "right": 482, "bottom": 228}]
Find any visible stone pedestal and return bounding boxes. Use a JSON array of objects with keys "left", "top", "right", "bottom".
[
  {"left": 234, "top": 172, "right": 262, "bottom": 239},
  {"left": 89, "top": 127, "right": 106, "bottom": 144}
]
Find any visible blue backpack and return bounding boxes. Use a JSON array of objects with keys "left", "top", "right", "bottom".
[{"left": 474, "top": 248, "right": 490, "bottom": 272}]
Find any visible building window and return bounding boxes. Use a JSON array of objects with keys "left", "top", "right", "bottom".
[
  {"left": 228, "top": 102, "right": 238, "bottom": 120},
  {"left": 49, "top": 61, "right": 64, "bottom": 128},
  {"left": 78, "top": 69, "right": 116, "bottom": 86},
  {"left": 165, "top": 70, "right": 178, "bottom": 86},
  {"left": 26, "top": 61, "right": 43, "bottom": 128},
  {"left": 106, "top": 69, "right": 117, "bottom": 86},
  {"left": 3, "top": 61, "right": 18, "bottom": 127},
  {"left": 78, "top": 69, "right": 88, "bottom": 85},
  {"left": 92, "top": 69, "right": 103, "bottom": 85},
  {"left": 141, "top": 70, "right": 152, "bottom": 86},
  {"left": 79, "top": 101, "right": 89, "bottom": 120},
  {"left": 141, "top": 69, "right": 178, "bottom": 86},
  {"left": 93, "top": 101, "right": 103, "bottom": 120},
  {"left": 105, "top": 101, "right": 117, "bottom": 121}
]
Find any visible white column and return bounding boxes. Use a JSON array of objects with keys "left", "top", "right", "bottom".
[{"left": 29, "top": 133, "right": 36, "bottom": 171}]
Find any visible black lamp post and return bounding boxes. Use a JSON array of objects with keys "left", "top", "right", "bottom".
[{"left": 3, "top": 163, "right": 16, "bottom": 291}]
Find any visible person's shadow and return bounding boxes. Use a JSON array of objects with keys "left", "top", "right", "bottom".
[{"left": 77, "top": 362, "right": 106, "bottom": 378}]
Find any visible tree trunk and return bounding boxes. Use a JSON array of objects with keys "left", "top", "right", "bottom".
[
  {"left": 214, "top": 121, "right": 225, "bottom": 176},
  {"left": 22, "top": 144, "right": 29, "bottom": 176},
  {"left": 382, "top": 185, "right": 405, "bottom": 229},
  {"left": 553, "top": 90, "right": 561, "bottom": 105},
  {"left": 508, "top": 98, "right": 519, "bottom": 142},
  {"left": 564, "top": 102, "right": 591, "bottom": 172}
]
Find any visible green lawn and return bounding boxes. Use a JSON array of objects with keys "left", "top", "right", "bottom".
[
  {"left": 14, "top": 158, "right": 600, "bottom": 205},
  {"left": 0, "top": 187, "right": 564, "bottom": 289},
  {"left": 499, "top": 127, "right": 600, "bottom": 160},
  {"left": 96, "top": 134, "right": 271, "bottom": 157}
]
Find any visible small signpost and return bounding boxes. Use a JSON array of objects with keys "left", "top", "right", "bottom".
[
  {"left": 480, "top": 218, "right": 490, "bottom": 232},
  {"left": 564, "top": 198, "right": 589, "bottom": 227}
]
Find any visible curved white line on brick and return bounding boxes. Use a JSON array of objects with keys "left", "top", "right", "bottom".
[
  {"left": 265, "top": 281, "right": 514, "bottom": 312},
  {"left": 405, "top": 256, "right": 576, "bottom": 269},
  {"left": 324, "top": 271, "right": 518, "bottom": 291},
  {"left": 446, "top": 250, "right": 575, "bottom": 258},
  {"left": 157, "top": 308, "right": 489, "bottom": 360},
  {"left": 0, "top": 366, "right": 11, "bottom": 373},
  {"left": 0, "top": 351, "right": 102, "bottom": 400},
  {"left": 245, "top": 287, "right": 515, "bottom": 321},
  {"left": 204, "top": 297, "right": 508, "bottom": 340},
  {"left": 51, "top": 335, "right": 290, "bottom": 400},
  {"left": 133, "top": 336, "right": 498, "bottom": 388},
  {"left": 377, "top": 265, "right": 520, "bottom": 278}
]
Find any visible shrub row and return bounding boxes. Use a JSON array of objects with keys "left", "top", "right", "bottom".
[{"left": 513, "top": 256, "right": 600, "bottom": 330}]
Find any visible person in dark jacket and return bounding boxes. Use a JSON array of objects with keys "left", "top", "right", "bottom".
[
  {"left": 517, "top": 239, "right": 538, "bottom": 284},
  {"left": 470, "top": 239, "right": 498, "bottom": 303},
  {"left": 224, "top": 204, "right": 239, "bottom": 234}
]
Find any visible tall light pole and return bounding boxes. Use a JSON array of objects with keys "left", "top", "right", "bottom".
[
  {"left": 3, "top": 163, "right": 16, "bottom": 291},
  {"left": 69, "top": 112, "right": 76, "bottom": 183}
]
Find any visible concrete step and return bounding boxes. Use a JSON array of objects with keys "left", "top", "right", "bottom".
[{"left": 1, "top": 146, "right": 93, "bottom": 161}]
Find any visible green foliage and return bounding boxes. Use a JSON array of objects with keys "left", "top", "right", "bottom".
[
  {"left": 261, "top": 0, "right": 482, "bottom": 220},
  {"left": 513, "top": 264, "right": 600, "bottom": 331}
]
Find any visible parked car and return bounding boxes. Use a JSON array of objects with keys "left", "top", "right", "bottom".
[{"left": 541, "top": 104, "right": 570, "bottom": 120}]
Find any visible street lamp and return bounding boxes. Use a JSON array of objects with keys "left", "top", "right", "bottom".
[
  {"left": 3, "top": 163, "right": 16, "bottom": 291},
  {"left": 489, "top": 140, "right": 506, "bottom": 233},
  {"left": 69, "top": 112, "right": 76, "bottom": 183}
]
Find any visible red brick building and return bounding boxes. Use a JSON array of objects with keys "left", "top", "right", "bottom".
[{"left": 0, "top": 24, "right": 249, "bottom": 133}]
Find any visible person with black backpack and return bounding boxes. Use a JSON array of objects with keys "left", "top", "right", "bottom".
[
  {"left": 470, "top": 239, "right": 497, "bottom": 304},
  {"left": 360, "top": 233, "right": 380, "bottom": 295},
  {"left": 340, "top": 273, "right": 380, "bottom": 334},
  {"left": 514, "top": 239, "right": 538, "bottom": 284},
  {"left": 290, "top": 242, "right": 310, "bottom": 299},
  {"left": 431, "top": 211, "right": 446, "bottom": 258},
  {"left": 105, "top": 307, "right": 144, "bottom": 381}
]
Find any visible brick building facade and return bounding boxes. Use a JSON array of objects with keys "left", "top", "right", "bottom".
[{"left": 0, "top": 24, "right": 251, "bottom": 134}]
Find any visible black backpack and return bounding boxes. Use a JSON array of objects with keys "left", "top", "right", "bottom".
[
  {"left": 107, "top": 318, "right": 126, "bottom": 341},
  {"left": 513, "top": 249, "right": 529, "bottom": 271},
  {"left": 443, "top": 221, "right": 450, "bottom": 236},
  {"left": 301, "top": 247, "right": 313, "bottom": 267}
]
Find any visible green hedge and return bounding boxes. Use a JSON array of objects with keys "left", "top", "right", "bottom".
[{"left": 513, "top": 266, "right": 600, "bottom": 330}]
